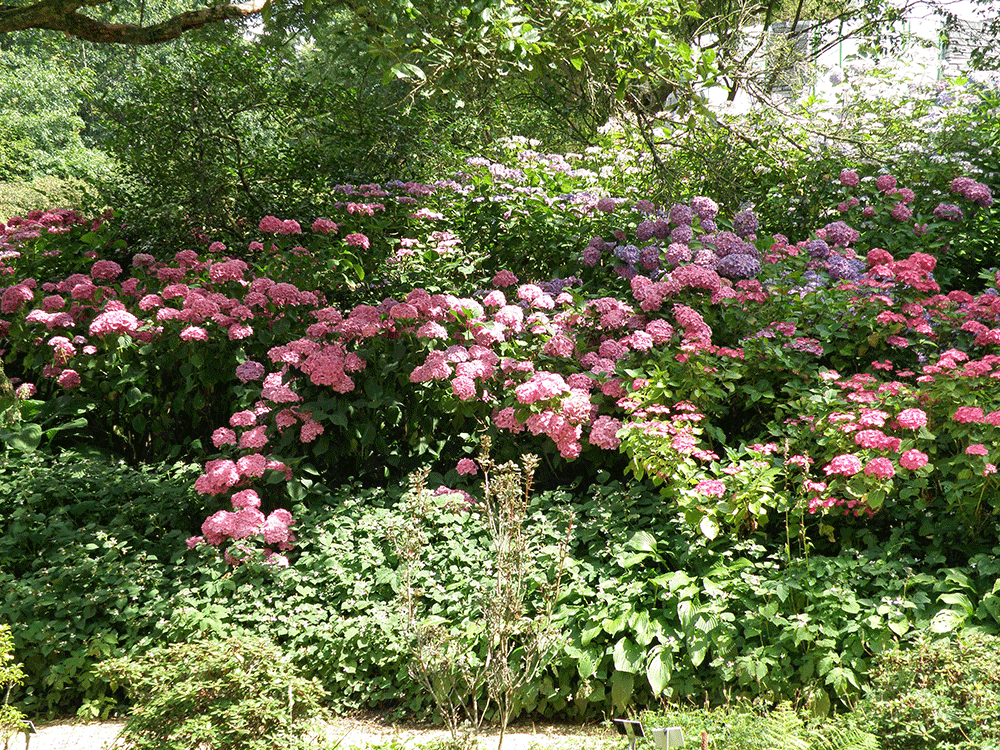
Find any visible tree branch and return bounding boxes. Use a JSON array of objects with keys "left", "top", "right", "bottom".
[{"left": 0, "top": 0, "right": 268, "bottom": 43}]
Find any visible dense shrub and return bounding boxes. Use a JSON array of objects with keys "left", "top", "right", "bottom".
[
  {"left": 95, "top": 636, "right": 328, "bottom": 750},
  {"left": 857, "top": 632, "right": 1000, "bottom": 749},
  {"left": 0, "top": 451, "right": 205, "bottom": 716}
]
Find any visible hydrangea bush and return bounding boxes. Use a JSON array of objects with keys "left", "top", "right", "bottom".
[{"left": 3, "top": 135, "right": 1000, "bottom": 715}]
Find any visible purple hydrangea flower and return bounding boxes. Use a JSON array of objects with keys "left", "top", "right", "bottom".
[
  {"left": 614, "top": 244, "right": 641, "bottom": 265},
  {"left": 807, "top": 239, "right": 831, "bottom": 258},
  {"left": 733, "top": 209, "right": 759, "bottom": 238},
  {"left": 717, "top": 254, "right": 761, "bottom": 280},
  {"left": 668, "top": 204, "right": 694, "bottom": 226},
  {"left": 933, "top": 203, "right": 964, "bottom": 221},
  {"left": 691, "top": 196, "right": 719, "bottom": 221}
]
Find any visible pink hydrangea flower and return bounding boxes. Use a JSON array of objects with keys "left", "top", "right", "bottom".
[
  {"left": 231, "top": 489, "right": 262, "bottom": 509},
  {"left": 899, "top": 449, "right": 929, "bottom": 470},
  {"left": 212, "top": 427, "right": 237, "bottom": 447},
  {"left": 312, "top": 218, "right": 338, "bottom": 234},
  {"left": 839, "top": 170, "right": 860, "bottom": 187},
  {"left": 90, "top": 260, "right": 122, "bottom": 281},
  {"left": 896, "top": 408, "right": 927, "bottom": 429},
  {"left": 966, "top": 444, "right": 989, "bottom": 456},
  {"left": 259, "top": 215, "right": 283, "bottom": 232},
  {"left": 239, "top": 426, "right": 269, "bottom": 449},
  {"left": 693, "top": 479, "right": 726, "bottom": 498},
  {"left": 300, "top": 419, "right": 324, "bottom": 442},
  {"left": 589, "top": 415, "right": 622, "bottom": 450},
  {"left": 57, "top": 369, "right": 81, "bottom": 389},
  {"left": 345, "top": 232, "right": 370, "bottom": 249},
  {"left": 823, "top": 454, "right": 863, "bottom": 476},
  {"left": 953, "top": 406, "right": 985, "bottom": 424},
  {"left": 456, "top": 458, "right": 478, "bottom": 475},
  {"left": 235, "top": 360, "right": 266, "bottom": 382},
  {"left": 493, "top": 270, "right": 518, "bottom": 287},
  {"left": 89, "top": 309, "right": 140, "bottom": 337},
  {"left": 864, "top": 457, "right": 896, "bottom": 479},
  {"left": 236, "top": 453, "right": 268, "bottom": 478},
  {"left": 180, "top": 326, "right": 209, "bottom": 342}
]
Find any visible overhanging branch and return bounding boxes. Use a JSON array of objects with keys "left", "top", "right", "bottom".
[{"left": 0, "top": 0, "right": 268, "bottom": 43}]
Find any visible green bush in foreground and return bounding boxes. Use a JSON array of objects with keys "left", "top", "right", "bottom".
[
  {"left": 95, "top": 636, "right": 329, "bottom": 750},
  {"left": 641, "top": 700, "right": 878, "bottom": 750},
  {"left": 857, "top": 631, "right": 1000, "bottom": 750},
  {"left": 0, "top": 623, "right": 28, "bottom": 747}
]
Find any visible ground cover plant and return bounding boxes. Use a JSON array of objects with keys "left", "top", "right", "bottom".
[{"left": 2, "top": 75, "right": 1000, "bottom": 746}]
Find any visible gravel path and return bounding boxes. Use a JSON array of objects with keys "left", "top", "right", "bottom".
[{"left": 20, "top": 717, "right": 610, "bottom": 750}]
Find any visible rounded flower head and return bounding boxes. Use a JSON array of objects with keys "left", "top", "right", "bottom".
[
  {"left": 896, "top": 408, "right": 927, "bottom": 430},
  {"left": 89, "top": 309, "right": 140, "bottom": 337},
  {"left": 864, "top": 457, "right": 895, "bottom": 479},
  {"left": 456, "top": 458, "right": 478, "bottom": 475},
  {"left": 953, "top": 406, "right": 985, "bottom": 424},
  {"left": 839, "top": 169, "right": 860, "bottom": 187},
  {"left": 693, "top": 479, "right": 726, "bottom": 498},
  {"left": 824, "top": 454, "right": 863, "bottom": 476},
  {"left": 899, "top": 449, "right": 929, "bottom": 470},
  {"left": 876, "top": 174, "right": 898, "bottom": 193}
]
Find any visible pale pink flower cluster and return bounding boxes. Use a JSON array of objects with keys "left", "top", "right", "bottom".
[
  {"left": 824, "top": 454, "right": 862, "bottom": 476},
  {"left": 515, "top": 371, "right": 570, "bottom": 404},
  {"left": 693, "top": 479, "right": 726, "bottom": 498},
  {"left": 588, "top": 415, "right": 622, "bottom": 449},
  {"left": 89, "top": 308, "right": 140, "bottom": 337}
]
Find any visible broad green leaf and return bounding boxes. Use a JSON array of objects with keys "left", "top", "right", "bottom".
[
  {"left": 646, "top": 649, "right": 671, "bottom": 695},
  {"left": 610, "top": 670, "right": 634, "bottom": 712}
]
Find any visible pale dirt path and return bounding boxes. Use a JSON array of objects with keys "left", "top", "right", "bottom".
[{"left": 22, "top": 716, "right": 613, "bottom": 750}]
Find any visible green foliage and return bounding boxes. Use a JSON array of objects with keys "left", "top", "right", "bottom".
[
  {"left": 95, "top": 636, "right": 328, "bottom": 750},
  {"left": 857, "top": 631, "right": 1000, "bottom": 749},
  {"left": 642, "top": 700, "right": 880, "bottom": 750},
  {"left": 0, "top": 623, "right": 27, "bottom": 746},
  {"left": 0, "top": 50, "right": 111, "bottom": 183},
  {"left": 0, "top": 177, "right": 85, "bottom": 223},
  {"left": 0, "top": 450, "right": 205, "bottom": 717}
]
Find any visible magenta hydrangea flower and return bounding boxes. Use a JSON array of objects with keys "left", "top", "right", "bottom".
[
  {"left": 258, "top": 215, "right": 283, "bottom": 232},
  {"left": 839, "top": 169, "right": 860, "bottom": 187},
  {"left": 90, "top": 259, "right": 122, "bottom": 281},
  {"left": 456, "top": 458, "right": 478, "bottom": 475},
  {"left": 311, "top": 218, "right": 338, "bottom": 234},
  {"left": 876, "top": 174, "right": 898, "bottom": 193},
  {"left": 57, "top": 369, "right": 81, "bottom": 389},
  {"left": 235, "top": 360, "right": 266, "bottom": 382}
]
